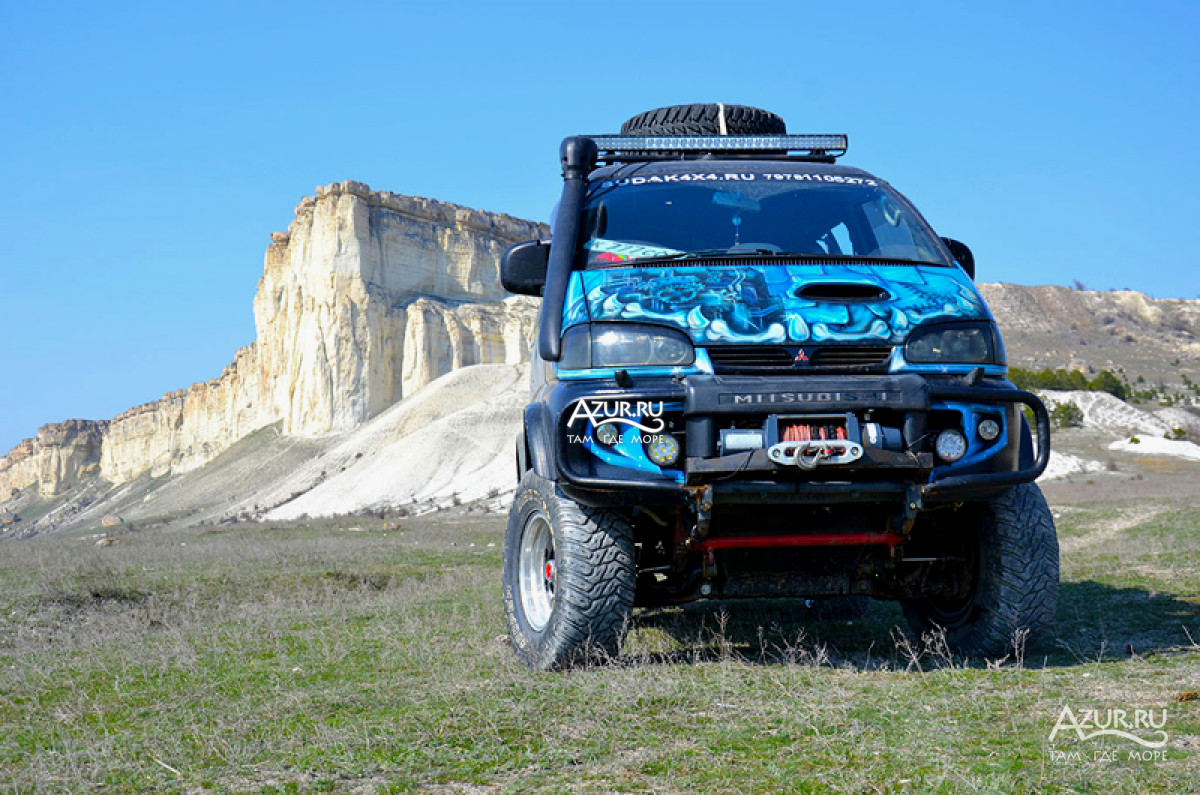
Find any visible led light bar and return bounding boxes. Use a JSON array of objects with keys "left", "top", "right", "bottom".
[{"left": 588, "top": 134, "right": 848, "bottom": 155}]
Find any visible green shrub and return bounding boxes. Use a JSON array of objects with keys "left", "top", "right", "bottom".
[
  {"left": 1008, "top": 366, "right": 1129, "bottom": 400},
  {"left": 1050, "top": 402, "right": 1084, "bottom": 428},
  {"left": 1087, "top": 370, "right": 1129, "bottom": 400}
]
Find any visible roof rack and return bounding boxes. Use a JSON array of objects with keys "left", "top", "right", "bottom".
[{"left": 586, "top": 134, "right": 848, "bottom": 164}]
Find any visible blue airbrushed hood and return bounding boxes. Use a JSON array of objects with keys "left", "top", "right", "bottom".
[{"left": 563, "top": 263, "right": 988, "bottom": 345}]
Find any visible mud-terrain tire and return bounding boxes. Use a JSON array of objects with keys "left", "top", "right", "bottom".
[
  {"left": 621, "top": 103, "right": 786, "bottom": 136},
  {"left": 503, "top": 471, "right": 635, "bottom": 670},
  {"left": 902, "top": 483, "right": 1058, "bottom": 659}
]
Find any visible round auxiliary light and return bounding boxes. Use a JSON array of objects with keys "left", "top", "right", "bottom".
[
  {"left": 645, "top": 434, "right": 682, "bottom": 467},
  {"left": 978, "top": 418, "right": 1001, "bottom": 442},
  {"left": 595, "top": 422, "right": 620, "bottom": 445},
  {"left": 935, "top": 429, "right": 968, "bottom": 463}
]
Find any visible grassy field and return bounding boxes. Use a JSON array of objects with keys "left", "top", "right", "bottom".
[{"left": 2, "top": 491, "right": 1198, "bottom": 793}]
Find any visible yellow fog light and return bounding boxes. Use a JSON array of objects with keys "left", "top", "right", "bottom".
[{"left": 645, "top": 434, "right": 681, "bottom": 466}]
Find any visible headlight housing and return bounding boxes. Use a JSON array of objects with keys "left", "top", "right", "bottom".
[
  {"left": 560, "top": 323, "right": 695, "bottom": 369},
  {"left": 905, "top": 321, "right": 1004, "bottom": 365}
]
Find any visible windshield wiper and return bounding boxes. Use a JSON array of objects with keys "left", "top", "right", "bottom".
[
  {"left": 664, "top": 248, "right": 787, "bottom": 260},
  {"left": 754, "top": 252, "right": 950, "bottom": 267},
  {"left": 594, "top": 250, "right": 951, "bottom": 268}
]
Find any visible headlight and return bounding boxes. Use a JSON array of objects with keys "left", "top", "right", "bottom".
[
  {"left": 560, "top": 323, "right": 695, "bottom": 369},
  {"left": 905, "top": 321, "right": 1003, "bottom": 365}
]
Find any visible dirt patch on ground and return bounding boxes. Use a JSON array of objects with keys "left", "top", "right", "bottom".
[
  {"left": 1041, "top": 472, "right": 1200, "bottom": 504},
  {"left": 1058, "top": 505, "right": 1168, "bottom": 555}
]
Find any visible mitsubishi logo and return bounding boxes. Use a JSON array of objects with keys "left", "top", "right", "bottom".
[{"left": 794, "top": 348, "right": 810, "bottom": 365}]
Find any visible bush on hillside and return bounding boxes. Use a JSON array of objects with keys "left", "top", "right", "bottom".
[
  {"left": 1009, "top": 367, "right": 1128, "bottom": 400},
  {"left": 1050, "top": 402, "right": 1084, "bottom": 429}
]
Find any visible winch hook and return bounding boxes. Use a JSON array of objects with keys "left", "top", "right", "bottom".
[{"left": 795, "top": 443, "right": 827, "bottom": 471}]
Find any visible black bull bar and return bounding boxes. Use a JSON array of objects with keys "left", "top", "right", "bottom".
[{"left": 551, "top": 376, "right": 1051, "bottom": 505}]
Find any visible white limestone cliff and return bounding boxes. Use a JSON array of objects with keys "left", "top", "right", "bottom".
[
  {"left": 250, "top": 181, "right": 541, "bottom": 436},
  {"left": 0, "top": 420, "right": 106, "bottom": 499},
  {"left": 0, "top": 181, "right": 546, "bottom": 499}
]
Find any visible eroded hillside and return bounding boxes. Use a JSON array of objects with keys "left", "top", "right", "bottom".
[{"left": 981, "top": 283, "right": 1200, "bottom": 385}]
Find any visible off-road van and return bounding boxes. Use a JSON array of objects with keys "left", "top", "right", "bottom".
[{"left": 500, "top": 104, "right": 1057, "bottom": 670}]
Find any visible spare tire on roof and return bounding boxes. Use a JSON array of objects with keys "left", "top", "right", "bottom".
[{"left": 620, "top": 104, "right": 787, "bottom": 136}]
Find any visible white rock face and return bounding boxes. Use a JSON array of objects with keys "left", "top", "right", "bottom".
[
  {"left": 0, "top": 420, "right": 106, "bottom": 498},
  {"left": 1038, "top": 450, "right": 1106, "bottom": 481},
  {"left": 1107, "top": 436, "right": 1200, "bottom": 461},
  {"left": 251, "top": 181, "right": 543, "bottom": 437},
  {"left": 1040, "top": 390, "right": 1174, "bottom": 436},
  {"left": 99, "top": 345, "right": 262, "bottom": 484},
  {"left": 0, "top": 182, "right": 546, "bottom": 499},
  {"left": 258, "top": 364, "right": 528, "bottom": 521},
  {"left": 7, "top": 364, "right": 530, "bottom": 535},
  {"left": 1033, "top": 391, "right": 1200, "bottom": 476},
  {"left": 1154, "top": 407, "right": 1200, "bottom": 438}
]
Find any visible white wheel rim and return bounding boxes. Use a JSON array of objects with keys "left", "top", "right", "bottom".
[{"left": 519, "top": 511, "right": 555, "bottom": 631}]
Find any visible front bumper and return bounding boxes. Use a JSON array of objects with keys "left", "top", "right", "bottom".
[{"left": 546, "top": 373, "right": 1049, "bottom": 506}]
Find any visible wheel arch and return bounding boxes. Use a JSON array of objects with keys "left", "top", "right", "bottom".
[{"left": 523, "top": 403, "right": 558, "bottom": 480}]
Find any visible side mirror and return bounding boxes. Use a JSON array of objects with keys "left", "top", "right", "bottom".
[
  {"left": 941, "top": 237, "right": 975, "bottom": 280},
  {"left": 501, "top": 239, "right": 551, "bottom": 296}
]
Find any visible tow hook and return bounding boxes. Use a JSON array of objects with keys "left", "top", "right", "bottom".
[
  {"left": 889, "top": 483, "right": 924, "bottom": 537},
  {"left": 683, "top": 484, "right": 713, "bottom": 550}
]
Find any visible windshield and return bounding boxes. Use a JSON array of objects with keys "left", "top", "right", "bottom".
[{"left": 580, "top": 167, "right": 949, "bottom": 267}]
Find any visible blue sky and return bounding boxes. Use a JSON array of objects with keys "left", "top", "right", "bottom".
[{"left": 1, "top": 1, "right": 1197, "bottom": 453}]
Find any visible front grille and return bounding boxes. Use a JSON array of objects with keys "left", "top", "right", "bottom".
[
  {"left": 706, "top": 346, "right": 794, "bottom": 369},
  {"left": 705, "top": 345, "right": 893, "bottom": 372},
  {"left": 809, "top": 346, "right": 893, "bottom": 367}
]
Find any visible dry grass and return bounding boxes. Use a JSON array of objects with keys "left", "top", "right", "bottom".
[{"left": 1, "top": 497, "right": 1198, "bottom": 792}]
